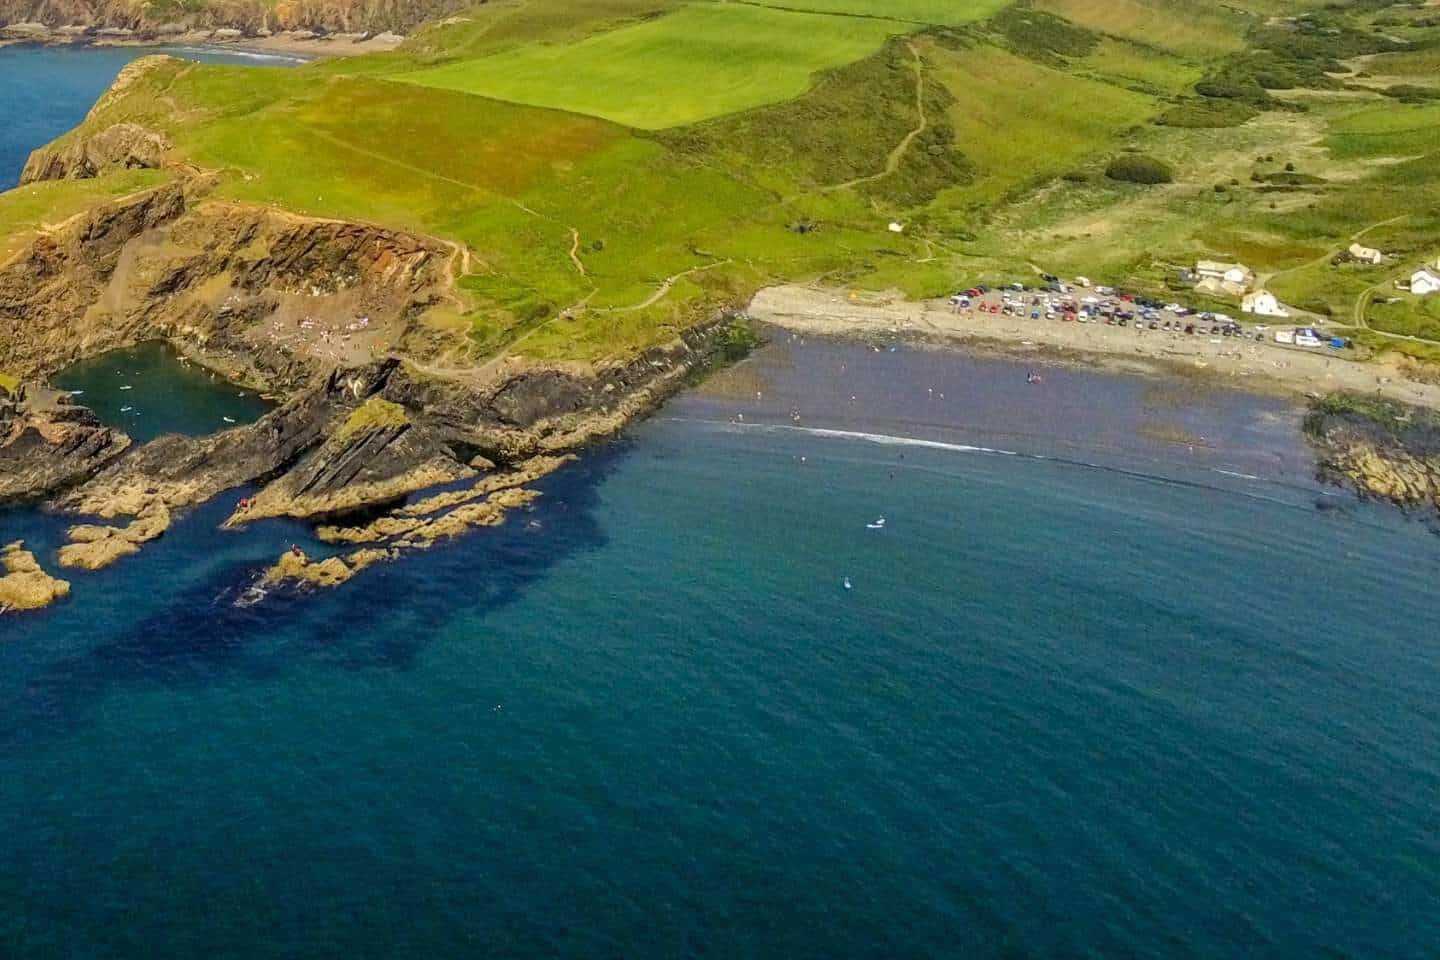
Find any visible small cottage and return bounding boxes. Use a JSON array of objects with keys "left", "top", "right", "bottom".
[
  {"left": 1347, "top": 243, "right": 1384, "bottom": 265},
  {"left": 1195, "top": 260, "right": 1255, "bottom": 295},
  {"left": 1411, "top": 268, "right": 1440, "bottom": 296}
]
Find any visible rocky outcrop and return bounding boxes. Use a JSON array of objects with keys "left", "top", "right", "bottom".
[
  {"left": 1306, "top": 394, "right": 1440, "bottom": 513},
  {"left": 21, "top": 122, "right": 171, "bottom": 184},
  {"left": 0, "top": 0, "right": 458, "bottom": 34},
  {"left": 54, "top": 365, "right": 372, "bottom": 518},
  {"left": 0, "top": 181, "right": 446, "bottom": 387},
  {"left": 0, "top": 384, "right": 130, "bottom": 504},
  {"left": 261, "top": 484, "right": 541, "bottom": 590},
  {"left": 58, "top": 497, "right": 169, "bottom": 569},
  {"left": 0, "top": 541, "right": 70, "bottom": 613},
  {"left": 225, "top": 393, "right": 471, "bottom": 523}
]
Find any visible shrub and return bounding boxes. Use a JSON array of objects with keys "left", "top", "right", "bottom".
[
  {"left": 1382, "top": 84, "right": 1440, "bottom": 103},
  {"left": 1156, "top": 99, "right": 1257, "bottom": 128},
  {"left": 1105, "top": 154, "right": 1174, "bottom": 184}
]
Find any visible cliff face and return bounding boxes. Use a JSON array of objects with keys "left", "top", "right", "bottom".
[
  {"left": 2, "top": 106, "right": 747, "bottom": 602},
  {"left": 19, "top": 122, "right": 169, "bottom": 184},
  {"left": 0, "top": 385, "right": 130, "bottom": 504},
  {"left": 0, "top": 0, "right": 461, "bottom": 34},
  {"left": 0, "top": 171, "right": 446, "bottom": 389}
]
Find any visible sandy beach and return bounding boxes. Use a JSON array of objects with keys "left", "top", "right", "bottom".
[{"left": 749, "top": 285, "right": 1440, "bottom": 411}]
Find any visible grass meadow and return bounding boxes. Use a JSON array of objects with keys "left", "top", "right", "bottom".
[
  {"left": 741, "top": 0, "right": 1008, "bottom": 25},
  {"left": 396, "top": 3, "right": 910, "bottom": 129},
  {"left": 1033, "top": 0, "right": 1251, "bottom": 56}
]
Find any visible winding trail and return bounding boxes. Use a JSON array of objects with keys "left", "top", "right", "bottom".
[
  {"left": 822, "top": 41, "right": 927, "bottom": 194},
  {"left": 568, "top": 228, "right": 587, "bottom": 277},
  {"left": 596, "top": 259, "right": 734, "bottom": 314}
]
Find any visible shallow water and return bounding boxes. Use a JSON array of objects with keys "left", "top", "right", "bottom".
[
  {"left": 50, "top": 341, "right": 273, "bottom": 442},
  {"left": 4, "top": 336, "right": 1440, "bottom": 957},
  {"left": 0, "top": 44, "right": 299, "bottom": 190}
]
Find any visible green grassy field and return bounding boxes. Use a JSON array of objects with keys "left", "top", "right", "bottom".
[
  {"left": 1325, "top": 102, "right": 1440, "bottom": 160},
  {"left": 740, "top": 0, "right": 1007, "bottom": 26},
  {"left": 1366, "top": 46, "right": 1440, "bottom": 79},
  {"left": 397, "top": 3, "right": 910, "bottom": 128},
  {"left": 927, "top": 42, "right": 1156, "bottom": 209},
  {"left": 1076, "top": 38, "right": 1203, "bottom": 95},
  {"left": 1033, "top": 0, "right": 1252, "bottom": 57},
  {"left": 1370, "top": 295, "right": 1440, "bottom": 342}
]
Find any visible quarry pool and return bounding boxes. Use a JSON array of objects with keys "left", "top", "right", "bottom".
[{"left": 50, "top": 342, "right": 273, "bottom": 443}]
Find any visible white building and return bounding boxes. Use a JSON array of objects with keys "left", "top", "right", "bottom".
[
  {"left": 1241, "top": 291, "right": 1289, "bottom": 318},
  {"left": 1411, "top": 268, "right": 1440, "bottom": 296},
  {"left": 1347, "top": 243, "right": 1384, "bottom": 265}
]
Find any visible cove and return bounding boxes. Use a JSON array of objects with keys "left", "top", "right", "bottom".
[{"left": 50, "top": 341, "right": 273, "bottom": 443}]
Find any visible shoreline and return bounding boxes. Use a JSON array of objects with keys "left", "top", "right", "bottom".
[
  {"left": 748, "top": 285, "right": 1440, "bottom": 411},
  {"left": 0, "top": 29, "right": 405, "bottom": 61}
]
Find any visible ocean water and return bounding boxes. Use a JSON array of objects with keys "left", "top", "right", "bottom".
[
  {"left": 52, "top": 342, "right": 274, "bottom": 443},
  {"left": 5, "top": 53, "right": 1440, "bottom": 959},
  {"left": 0, "top": 44, "right": 300, "bottom": 190}
]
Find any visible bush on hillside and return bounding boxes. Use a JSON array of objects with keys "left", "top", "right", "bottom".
[
  {"left": 1383, "top": 84, "right": 1440, "bottom": 103},
  {"left": 1155, "top": 99, "right": 1257, "bottom": 128},
  {"left": 990, "top": 7, "right": 1099, "bottom": 65},
  {"left": 1105, "top": 155, "right": 1174, "bottom": 185}
]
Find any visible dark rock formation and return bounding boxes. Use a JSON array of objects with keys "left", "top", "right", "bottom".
[
  {"left": 1305, "top": 393, "right": 1440, "bottom": 513},
  {"left": 0, "top": 386, "right": 130, "bottom": 504}
]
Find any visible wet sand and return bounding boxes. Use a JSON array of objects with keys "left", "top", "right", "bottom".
[
  {"left": 749, "top": 285, "right": 1440, "bottom": 411},
  {"left": 674, "top": 330, "right": 1324, "bottom": 496}
]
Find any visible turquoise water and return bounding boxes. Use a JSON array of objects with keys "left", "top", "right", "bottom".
[
  {"left": 3, "top": 338, "right": 1439, "bottom": 956},
  {"left": 0, "top": 44, "right": 300, "bottom": 190},
  {"left": 51, "top": 342, "right": 273, "bottom": 442},
  {"left": 4, "top": 48, "right": 1440, "bottom": 958}
]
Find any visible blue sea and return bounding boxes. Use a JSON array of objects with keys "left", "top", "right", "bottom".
[
  {"left": 0, "top": 44, "right": 301, "bottom": 191},
  {"left": 3, "top": 49, "right": 1440, "bottom": 958}
]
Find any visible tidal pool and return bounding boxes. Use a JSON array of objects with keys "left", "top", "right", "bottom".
[{"left": 50, "top": 342, "right": 273, "bottom": 443}]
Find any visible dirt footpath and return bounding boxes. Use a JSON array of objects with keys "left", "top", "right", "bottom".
[{"left": 748, "top": 285, "right": 1440, "bottom": 410}]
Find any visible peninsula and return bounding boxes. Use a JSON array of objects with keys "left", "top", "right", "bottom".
[{"left": 4, "top": 0, "right": 1440, "bottom": 608}]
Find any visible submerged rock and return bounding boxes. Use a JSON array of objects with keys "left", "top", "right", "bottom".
[{"left": 0, "top": 541, "right": 71, "bottom": 613}]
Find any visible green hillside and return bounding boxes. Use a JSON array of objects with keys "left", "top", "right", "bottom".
[
  {"left": 9, "top": 0, "right": 1440, "bottom": 366},
  {"left": 398, "top": 4, "right": 911, "bottom": 128}
]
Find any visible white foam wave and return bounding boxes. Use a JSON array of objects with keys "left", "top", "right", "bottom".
[
  {"left": 167, "top": 46, "right": 307, "bottom": 64},
  {"left": 715, "top": 421, "right": 1020, "bottom": 458}
]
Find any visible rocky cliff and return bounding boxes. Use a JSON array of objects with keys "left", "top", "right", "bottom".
[
  {"left": 0, "top": 381, "right": 130, "bottom": 504},
  {"left": 1, "top": 0, "right": 461, "bottom": 35},
  {"left": 1, "top": 168, "right": 446, "bottom": 390},
  {"left": 3, "top": 113, "right": 747, "bottom": 606}
]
